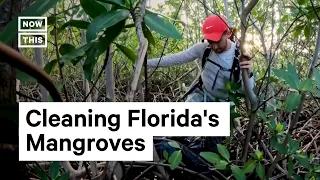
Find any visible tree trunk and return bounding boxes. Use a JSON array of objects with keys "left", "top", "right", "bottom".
[
  {"left": 223, "top": 0, "right": 232, "bottom": 27},
  {"left": 0, "top": 0, "right": 29, "bottom": 179},
  {"left": 35, "top": 46, "right": 49, "bottom": 101},
  {"left": 106, "top": 47, "right": 115, "bottom": 101}
]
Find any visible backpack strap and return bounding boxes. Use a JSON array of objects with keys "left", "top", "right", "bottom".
[
  {"left": 180, "top": 46, "right": 211, "bottom": 100},
  {"left": 201, "top": 46, "right": 212, "bottom": 69},
  {"left": 198, "top": 46, "right": 211, "bottom": 88},
  {"left": 230, "top": 46, "right": 241, "bottom": 83}
]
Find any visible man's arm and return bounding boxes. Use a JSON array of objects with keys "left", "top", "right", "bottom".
[
  {"left": 240, "top": 73, "right": 255, "bottom": 93},
  {"left": 238, "top": 50, "right": 255, "bottom": 94},
  {"left": 147, "top": 42, "right": 208, "bottom": 68}
]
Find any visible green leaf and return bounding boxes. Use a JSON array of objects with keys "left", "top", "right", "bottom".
[
  {"left": 291, "top": 8, "right": 300, "bottom": 17},
  {"left": 56, "top": 172, "right": 70, "bottom": 180},
  {"left": 299, "top": 78, "right": 313, "bottom": 92},
  {"left": 294, "top": 154, "right": 310, "bottom": 169},
  {"left": 254, "top": 149, "right": 263, "bottom": 161},
  {"left": 217, "top": 144, "right": 230, "bottom": 162},
  {"left": 49, "top": 161, "right": 60, "bottom": 179},
  {"left": 269, "top": 120, "right": 277, "bottom": 131},
  {"left": 83, "top": 45, "right": 101, "bottom": 81},
  {"left": 288, "top": 136, "right": 300, "bottom": 154},
  {"left": 293, "top": 28, "right": 302, "bottom": 38},
  {"left": 309, "top": 153, "right": 314, "bottom": 159},
  {"left": 86, "top": 9, "right": 129, "bottom": 42},
  {"left": 231, "top": 165, "right": 246, "bottom": 180},
  {"left": 142, "top": 22, "right": 155, "bottom": 46},
  {"left": 167, "top": 141, "right": 180, "bottom": 149},
  {"left": 158, "top": 159, "right": 166, "bottom": 164},
  {"left": 83, "top": 20, "right": 126, "bottom": 81},
  {"left": 80, "top": 0, "right": 107, "bottom": 19},
  {"left": 59, "top": 43, "right": 92, "bottom": 65},
  {"left": 314, "top": 166, "right": 320, "bottom": 173},
  {"left": 273, "top": 64, "right": 300, "bottom": 89},
  {"left": 257, "top": 110, "right": 267, "bottom": 122},
  {"left": 144, "top": 10, "right": 183, "bottom": 40},
  {"left": 314, "top": 69, "right": 320, "bottom": 88},
  {"left": 273, "top": 69, "right": 289, "bottom": 84},
  {"left": 229, "top": 93, "right": 240, "bottom": 107},
  {"left": 277, "top": 26, "right": 284, "bottom": 35},
  {"left": 287, "top": 63, "right": 300, "bottom": 89},
  {"left": 270, "top": 135, "right": 287, "bottom": 154},
  {"left": 243, "top": 159, "right": 256, "bottom": 174},
  {"left": 200, "top": 152, "right": 222, "bottom": 165},
  {"left": 0, "top": 0, "right": 62, "bottom": 45},
  {"left": 304, "top": 24, "right": 311, "bottom": 41},
  {"left": 255, "top": 162, "right": 264, "bottom": 180},
  {"left": 59, "top": 43, "right": 76, "bottom": 56},
  {"left": 281, "top": 14, "right": 289, "bottom": 23},
  {"left": 0, "top": 0, "right": 4, "bottom": 5},
  {"left": 34, "top": 166, "right": 48, "bottom": 180},
  {"left": 58, "top": 20, "right": 90, "bottom": 32},
  {"left": 97, "top": 19, "right": 126, "bottom": 53},
  {"left": 225, "top": 81, "right": 231, "bottom": 91},
  {"left": 230, "top": 81, "right": 242, "bottom": 91},
  {"left": 44, "top": 59, "right": 59, "bottom": 75},
  {"left": 216, "top": 160, "right": 228, "bottom": 170},
  {"left": 97, "top": 0, "right": 127, "bottom": 8},
  {"left": 294, "top": 25, "right": 304, "bottom": 37},
  {"left": 297, "top": 0, "right": 308, "bottom": 5},
  {"left": 285, "top": 93, "right": 301, "bottom": 112},
  {"left": 275, "top": 143, "right": 287, "bottom": 154},
  {"left": 168, "top": 150, "right": 182, "bottom": 169},
  {"left": 16, "top": 69, "right": 37, "bottom": 83},
  {"left": 115, "top": 43, "right": 136, "bottom": 63},
  {"left": 288, "top": 156, "right": 294, "bottom": 177},
  {"left": 163, "top": 150, "right": 168, "bottom": 160},
  {"left": 275, "top": 122, "right": 283, "bottom": 133},
  {"left": 231, "top": 112, "right": 241, "bottom": 119}
]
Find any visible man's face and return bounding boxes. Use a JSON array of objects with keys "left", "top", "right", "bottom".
[{"left": 208, "top": 34, "right": 228, "bottom": 53}]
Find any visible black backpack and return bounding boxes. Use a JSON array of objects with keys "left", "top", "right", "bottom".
[{"left": 181, "top": 44, "right": 241, "bottom": 100}]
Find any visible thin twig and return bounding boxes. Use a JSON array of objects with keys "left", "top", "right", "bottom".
[
  {"left": 16, "top": 91, "right": 41, "bottom": 102},
  {"left": 124, "top": 161, "right": 213, "bottom": 180},
  {"left": 133, "top": 165, "right": 155, "bottom": 180}
]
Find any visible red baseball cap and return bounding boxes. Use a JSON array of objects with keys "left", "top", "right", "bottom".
[{"left": 202, "top": 15, "right": 229, "bottom": 42}]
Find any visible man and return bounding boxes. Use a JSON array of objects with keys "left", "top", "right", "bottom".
[
  {"left": 148, "top": 15, "right": 255, "bottom": 175},
  {"left": 147, "top": 15, "right": 255, "bottom": 102}
]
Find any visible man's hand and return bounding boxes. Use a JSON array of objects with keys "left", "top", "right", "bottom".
[{"left": 239, "top": 51, "right": 253, "bottom": 74}]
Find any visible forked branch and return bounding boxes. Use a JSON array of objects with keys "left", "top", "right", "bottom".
[{"left": 238, "top": 0, "right": 260, "bottom": 164}]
